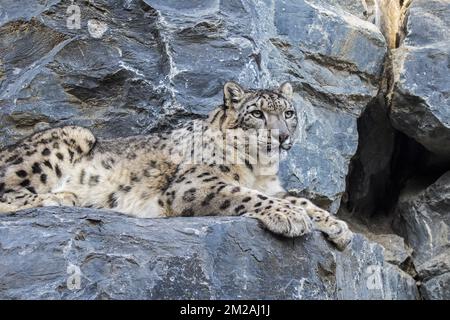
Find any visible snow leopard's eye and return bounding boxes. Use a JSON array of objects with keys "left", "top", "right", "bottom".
[
  {"left": 285, "top": 110, "right": 294, "bottom": 119},
  {"left": 251, "top": 110, "right": 264, "bottom": 119}
]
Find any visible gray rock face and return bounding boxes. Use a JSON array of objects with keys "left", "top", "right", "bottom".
[
  {"left": 314, "top": 0, "right": 376, "bottom": 21},
  {"left": 369, "top": 234, "right": 413, "bottom": 267},
  {"left": 394, "top": 172, "right": 450, "bottom": 267},
  {"left": 0, "top": 207, "right": 418, "bottom": 300},
  {"left": 421, "top": 272, "right": 450, "bottom": 300},
  {"left": 417, "top": 251, "right": 450, "bottom": 299},
  {"left": 0, "top": 0, "right": 386, "bottom": 212},
  {"left": 390, "top": 0, "right": 450, "bottom": 157},
  {"left": 393, "top": 171, "right": 450, "bottom": 299}
]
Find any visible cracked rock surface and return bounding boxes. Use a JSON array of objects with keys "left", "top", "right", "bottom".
[
  {"left": 390, "top": 0, "right": 450, "bottom": 157},
  {"left": 393, "top": 171, "right": 450, "bottom": 300},
  {"left": 0, "top": 208, "right": 419, "bottom": 300}
]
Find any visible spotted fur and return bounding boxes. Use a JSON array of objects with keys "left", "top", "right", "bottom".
[{"left": 0, "top": 82, "right": 353, "bottom": 249}]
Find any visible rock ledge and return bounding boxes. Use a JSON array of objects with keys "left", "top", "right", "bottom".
[{"left": 0, "top": 207, "right": 418, "bottom": 300}]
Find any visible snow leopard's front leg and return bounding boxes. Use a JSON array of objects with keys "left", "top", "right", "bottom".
[
  {"left": 284, "top": 196, "right": 353, "bottom": 250},
  {"left": 162, "top": 168, "right": 313, "bottom": 238}
]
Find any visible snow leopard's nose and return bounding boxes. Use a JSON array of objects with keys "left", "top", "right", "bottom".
[
  {"left": 279, "top": 133, "right": 290, "bottom": 144},
  {"left": 279, "top": 133, "right": 292, "bottom": 150}
]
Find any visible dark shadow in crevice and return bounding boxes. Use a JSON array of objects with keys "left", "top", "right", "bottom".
[{"left": 341, "top": 98, "right": 450, "bottom": 234}]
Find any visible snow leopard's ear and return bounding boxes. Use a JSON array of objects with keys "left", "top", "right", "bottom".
[
  {"left": 279, "top": 82, "right": 293, "bottom": 101},
  {"left": 223, "top": 81, "right": 245, "bottom": 109}
]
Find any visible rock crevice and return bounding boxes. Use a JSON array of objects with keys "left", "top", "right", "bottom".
[{"left": 343, "top": 0, "right": 450, "bottom": 299}]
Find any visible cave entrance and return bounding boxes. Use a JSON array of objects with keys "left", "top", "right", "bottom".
[{"left": 341, "top": 98, "right": 450, "bottom": 235}]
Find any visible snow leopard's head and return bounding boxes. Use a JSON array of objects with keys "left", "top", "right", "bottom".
[{"left": 221, "top": 81, "right": 297, "bottom": 150}]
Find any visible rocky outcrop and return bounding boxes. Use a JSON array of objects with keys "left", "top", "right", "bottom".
[
  {"left": 0, "top": 207, "right": 419, "bottom": 300},
  {"left": 342, "top": 0, "right": 450, "bottom": 300},
  {"left": 386, "top": 0, "right": 450, "bottom": 300},
  {"left": 393, "top": 171, "right": 450, "bottom": 299},
  {"left": 390, "top": 0, "right": 450, "bottom": 157}
]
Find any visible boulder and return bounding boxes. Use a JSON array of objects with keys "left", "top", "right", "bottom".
[
  {"left": 420, "top": 272, "right": 450, "bottom": 300},
  {"left": 0, "top": 207, "right": 419, "bottom": 300},
  {"left": 393, "top": 171, "right": 450, "bottom": 299},
  {"left": 390, "top": 0, "right": 450, "bottom": 157},
  {"left": 417, "top": 252, "right": 449, "bottom": 299}
]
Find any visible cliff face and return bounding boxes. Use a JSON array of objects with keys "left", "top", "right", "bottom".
[{"left": 0, "top": 0, "right": 448, "bottom": 299}]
